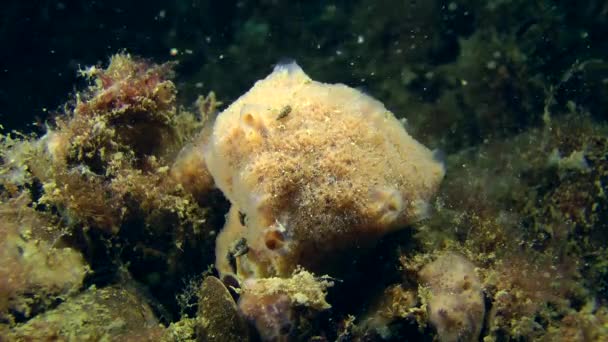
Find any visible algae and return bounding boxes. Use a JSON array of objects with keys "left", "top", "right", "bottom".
[{"left": 1, "top": 1, "right": 608, "bottom": 341}]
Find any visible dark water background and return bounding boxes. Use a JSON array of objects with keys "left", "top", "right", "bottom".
[{"left": 2, "top": 0, "right": 606, "bottom": 138}]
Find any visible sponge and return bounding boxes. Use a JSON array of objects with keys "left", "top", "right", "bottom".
[
  {"left": 206, "top": 62, "right": 445, "bottom": 278},
  {"left": 419, "top": 253, "right": 485, "bottom": 342}
]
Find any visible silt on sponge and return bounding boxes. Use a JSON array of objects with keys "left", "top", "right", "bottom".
[{"left": 206, "top": 62, "right": 445, "bottom": 279}]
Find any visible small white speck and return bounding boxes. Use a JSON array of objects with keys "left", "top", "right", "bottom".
[
  {"left": 170, "top": 48, "right": 178, "bottom": 56},
  {"left": 219, "top": 54, "right": 224, "bottom": 59},
  {"left": 195, "top": 82, "right": 204, "bottom": 88},
  {"left": 357, "top": 35, "right": 365, "bottom": 44},
  {"left": 336, "top": 50, "right": 343, "bottom": 56}
]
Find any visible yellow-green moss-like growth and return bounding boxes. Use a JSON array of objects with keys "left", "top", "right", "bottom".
[
  {"left": 7, "top": 285, "right": 163, "bottom": 340},
  {"left": 0, "top": 195, "right": 88, "bottom": 324}
]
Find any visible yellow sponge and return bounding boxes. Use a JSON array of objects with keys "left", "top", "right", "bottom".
[{"left": 206, "top": 62, "right": 445, "bottom": 278}]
